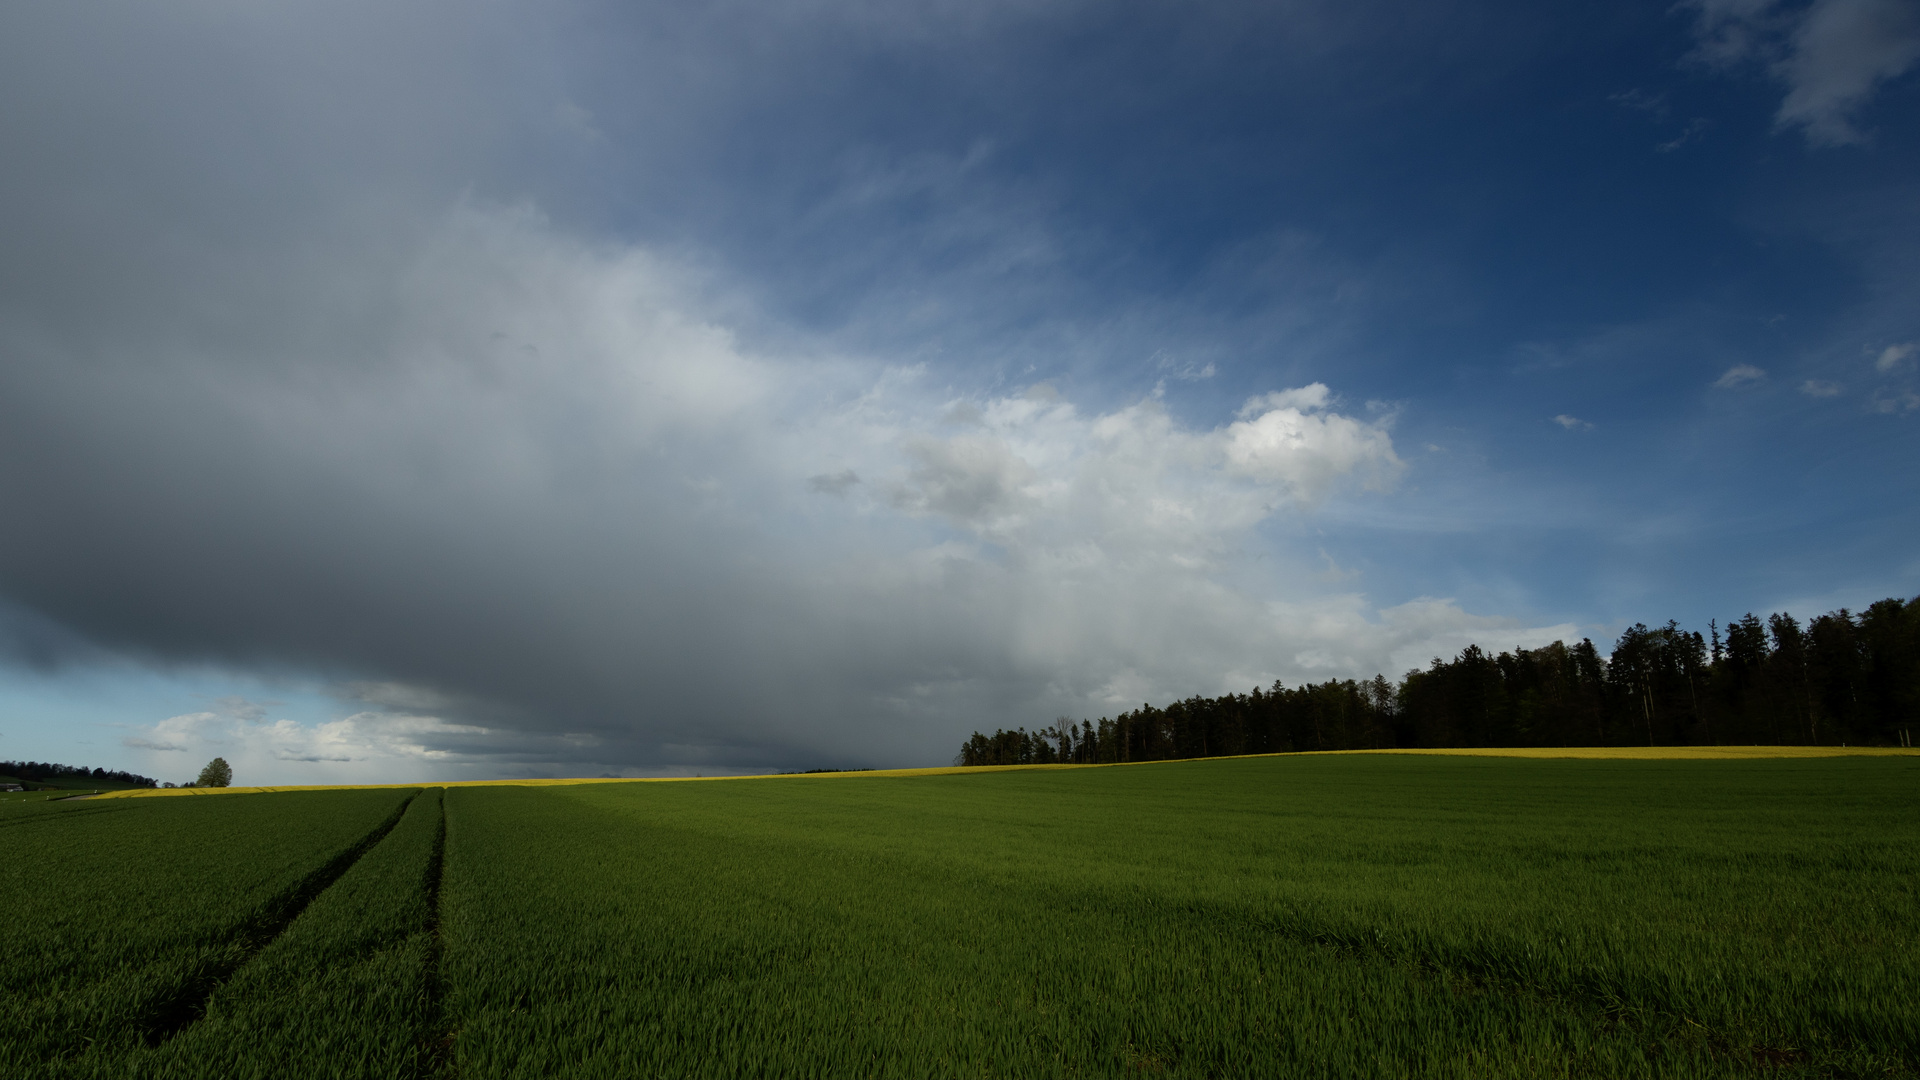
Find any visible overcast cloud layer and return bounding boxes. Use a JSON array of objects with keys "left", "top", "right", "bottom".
[{"left": 1, "top": 0, "right": 1915, "bottom": 781}]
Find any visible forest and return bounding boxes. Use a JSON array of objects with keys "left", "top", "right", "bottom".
[
  {"left": 957, "top": 596, "right": 1920, "bottom": 766},
  {"left": 0, "top": 760, "right": 157, "bottom": 788}
]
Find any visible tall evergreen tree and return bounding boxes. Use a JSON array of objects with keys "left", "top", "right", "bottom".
[{"left": 1768, "top": 614, "right": 1815, "bottom": 743}]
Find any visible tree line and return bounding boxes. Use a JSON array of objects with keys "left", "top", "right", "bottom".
[
  {"left": 0, "top": 760, "right": 158, "bottom": 788},
  {"left": 957, "top": 595, "right": 1920, "bottom": 766}
]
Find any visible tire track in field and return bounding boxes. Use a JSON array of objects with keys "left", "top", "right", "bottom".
[
  {"left": 0, "top": 804, "right": 135, "bottom": 830},
  {"left": 137, "top": 790, "right": 424, "bottom": 1048},
  {"left": 421, "top": 791, "right": 455, "bottom": 1080}
]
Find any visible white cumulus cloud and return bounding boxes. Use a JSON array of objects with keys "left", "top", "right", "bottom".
[{"left": 1223, "top": 385, "right": 1403, "bottom": 504}]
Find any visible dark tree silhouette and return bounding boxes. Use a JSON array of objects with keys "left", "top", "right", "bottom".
[
  {"left": 0, "top": 760, "right": 157, "bottom": 788},
  {"left": 958, "top": 595, "right": 1920, "bottom": 764}
]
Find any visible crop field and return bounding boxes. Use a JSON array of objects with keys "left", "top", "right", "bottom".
[{"left": 4, "top": 753, "right": 1916, "bottom": 1078}]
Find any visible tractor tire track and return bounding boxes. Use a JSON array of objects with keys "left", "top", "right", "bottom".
[
  {"left": 136, "top": 790, "right": 423, "bottom": 1048},
  {"left": 421, "top": 790, "right": 455, "bottom": 1079}
]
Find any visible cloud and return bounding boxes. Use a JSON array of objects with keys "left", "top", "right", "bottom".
[
  {"left": 806, "top": 470, "right": 862, "bottom": 495},
  {"left": 121, "top": 714, "right": 208, "bottom": 755},
  {"left": 1153, "top": 351, "right": 1219, "bottom": 381},
  {"left": 889, "top": 431, "right": 1041, "bottom": 530},
  {"left": 1687, "top": 0, "right": 1789, "bottom": 68},
  {"left": 1714, "top": 364, "right": 1767, "bottom": 388},
  {"left": 1608, "top": 88, "right": 1669, "bottom": 117},
  {"left": 1239, "top": 384, "right": 1333, "bottom": 415},
  {"left": 1871, "top": 390, "right": 1920, "bottom": 413},
  {"left": 553, "top": 101, "right": 606, "bottom": 145},
  {"left": 119, "top": 703, "right": 540, "bottom": 783},
  {"left": 1800, "top": 379, "right": 1844, "bottom": 397},
  {"left": 1776, "top": 0, "right": 1920, "bottom": 145},
  {"left": 1315, "top": 549, "right": 1361, "bottom": 583},
  {"left": 1657, "top": 118, "right": 1712, "bottom": 152},
  {"left": 211, "top": 696, "right": 275, "bottom": 723},
  {"left": 1609, "top": 89, "right": 1711, "bottom": 151},
  {"left": 0, "top": 0, "right": 1645, "bottom": 779},
  {"left": 1553, "top": 414, "right": 1594, "bottom": 430},
  {"left": 1687, "top": 0, "right": 1920, "bottom": 146},
  {"left": 123, "top": 733, "right": 193, "bottom": 753},
  {"left": 0, "top": 601, "right": 111, "bottom": 671},
  {"left": 0, "top": 197, "right": 1496, "bottom": 773},
  {"left": 1278, "top": 597, "right": 1582, "bottom": 683},
  {"left": 1876, "top": 341, "right": 1916, "bottom": 371},
  {"left": 882, "top": 381, "right": 1401, "bottom": 544},
  {"left": 1224, "top": 386, "right": 1403, "bottom": 502}
]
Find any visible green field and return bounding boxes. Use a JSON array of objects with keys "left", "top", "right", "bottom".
[{"left": 3, "top": 755, "right": 1916, "bottom": 1077}]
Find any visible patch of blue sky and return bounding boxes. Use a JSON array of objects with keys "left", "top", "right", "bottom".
[{"left": 0, "top": 663, "right": 344, "bottom": 784}]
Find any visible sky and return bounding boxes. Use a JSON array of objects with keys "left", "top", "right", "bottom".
[{"left": 0, "top": 0, "right": 1915, "bottom": 784}]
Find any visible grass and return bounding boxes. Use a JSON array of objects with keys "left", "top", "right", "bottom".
[
  {"left": 436, "top": 755, "right": 1918, "bottom": 1078},
  {"left": 1356, "top": 745, "right": 1917, "bottom": 759},
  {"left": 14, "top": 753, "right": 1920, "bottom": 1077}
]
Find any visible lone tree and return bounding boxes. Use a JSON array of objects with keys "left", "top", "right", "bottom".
[{"left": 195, "top": 757, "right": 233, "bottom": 788}]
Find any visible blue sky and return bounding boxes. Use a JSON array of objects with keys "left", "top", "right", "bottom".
[{"left": 0, "top": 0, "right": 1915, "bottom": 783}]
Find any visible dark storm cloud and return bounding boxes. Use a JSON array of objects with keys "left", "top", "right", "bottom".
[{"left": 0, "top": 602, "right": 111, "bottom": 673}]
